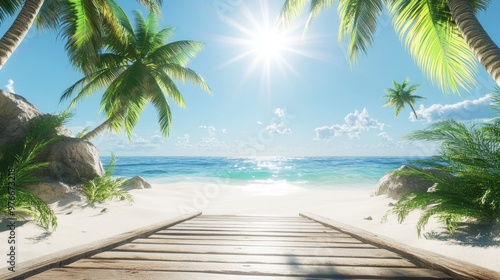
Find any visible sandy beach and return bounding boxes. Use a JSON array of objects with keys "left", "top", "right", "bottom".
[{"left": 1, "top": 182, "right": 499, "bottom": 273}]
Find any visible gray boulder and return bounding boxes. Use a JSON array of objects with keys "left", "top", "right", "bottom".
[
  {"left": 41, "top": 137, "right": 104, "bottom": 184},
  {"left": 123, "top": 176, "right": 152, "bottom": 189},
  {"left": 0, "top": 90, "right": 104, "bottom": 186},
  {"left": 25, "top": 180, "right": 83, "bottom": 203},
  {"left": 372, "top": 165, "right": 450, "bottom": 199}
]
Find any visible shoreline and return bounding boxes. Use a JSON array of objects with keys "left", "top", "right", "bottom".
[{"left": 0, "top": 183, "right": 499, "bottom": 273}]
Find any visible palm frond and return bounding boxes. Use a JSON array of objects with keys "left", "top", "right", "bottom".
[
  {"left": 146, "top": 74, "right": 173, "bottom": 137},
  {"left": 304, "top": 0, "right": 335, "bottom": 32},
  {"left": 388, "top": 0, "right": 478, "bottom": 93},
  {"left": 161, "top": 63, "right": 212, "bottom": 94},
  {"left": 278, "top": 0, "right": 310, "bottom": 27},
  {"left": 337, "top": 0, "right": 383, "bottom": 64},
  {"left": 148, "top": 40, "right": 204, "bottom": 66},
  {"left": 0, "top": 0, "right": 22, "bottom": 24}
]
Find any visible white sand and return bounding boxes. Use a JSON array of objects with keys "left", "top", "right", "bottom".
[{"left": 1, "top": 182, "right": 499, "bottom": 273}]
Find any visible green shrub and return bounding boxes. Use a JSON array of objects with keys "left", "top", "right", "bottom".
[
  {"left": 82, "top": 155, "right": 133, "bottom": 203},
  {"left": 0, "top": 113, "right": 69, "bottom": 231},
  {"left": 386, "top": 91, "right": 500, "bottom": 236}
]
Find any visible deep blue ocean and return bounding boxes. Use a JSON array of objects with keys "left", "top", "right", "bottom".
[{"left": 101, "top": 156, "right": 420, "bottom": 190}]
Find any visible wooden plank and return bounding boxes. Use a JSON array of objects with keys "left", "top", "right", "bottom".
[
  {"left": 65, "top": 259, "right": 452, "bottom": 279},
  {"left": 132, "top": 238, "right": 374, "bottom": 248},
  {"left": 148, "top": 234, "right": 362, "bottom": 243},
  {"left": 92, "top": 250, "right": 417, "bottom": 267},
  {"left": 112, "top": 243, "right": 402, "bottom": 258},
  {"left": 179, "top": 222, "right": 327, "bottom": 228},
  {"left": 154, "top": 229, "right": 350, "bottom": 237},
  {"left": 0, "top": 212, "right": 202, "bottom": 280},
  {"left": 194, "top": 215, "right": 301, "bottom": 219},
  {"left": 301, "top": 212, "right": 500, "bottom": 280},
  {"left": 27, "top": 268, "right": 343, "bottom": 280},
  {"left": 166, "top": 226, "right": 340, "bottom": 233}
]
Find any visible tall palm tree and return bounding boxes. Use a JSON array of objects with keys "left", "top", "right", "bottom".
[
  {"left": 279, "top": 0, "right": 500, "bottom": 93},
  {"left": 383, "top": 79, "right": 425, "bottom": 119},
  {"left": 60, "top": 9, "right": 211, "bottom": 141},
  {"left": 0, "top": 0, "right": 44, "bottom": 69},
  {"left": 0, "top": 0, "right": 162, "bottom": 70}
]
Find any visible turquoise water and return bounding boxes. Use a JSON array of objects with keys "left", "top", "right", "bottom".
[{"left": 102, "top": 156, "right": 419, "bottom": 189}]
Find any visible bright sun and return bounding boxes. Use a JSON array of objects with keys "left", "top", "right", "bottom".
[
  {"left": 218, "top": 1, "right": 314, "bottom": 91},
  {"left": 251, "top": 29, "right": 286, "bottom": 59}
]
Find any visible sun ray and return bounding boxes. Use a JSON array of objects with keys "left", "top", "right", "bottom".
[{"left": 216, "top": 0, "right": 325, "bottom": 92}]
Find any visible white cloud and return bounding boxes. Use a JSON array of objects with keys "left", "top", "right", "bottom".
[
  {"left": 222, "top": 128, "right": 227, "bottom": 134},
  {"left": 92, "top": 132, "right": 166, "bottom": 153},
  {"left": 265, "top": 107, "right": 292, "bottom": 134},
  {"left": 274, "top": 108, "right": 285, "bottom": 118},
  {"left": 266, "top": 122, "right": 291, "bottom": 134},
  {"left": 257, "top": 121, "right": 263, "bottom": 125},
  {"left": 413, "top": 94, "right": 494, "bottom": 122},
  {"left": 176, "top": 133, "right": 191, "bottom": 147},
  {"left": 377, "top": 131, "right": 393, "bottom": 141},
  {"left": 5, "top": 79, "right": 14, "bottom": 93},
  {"left": 315, "top": 108, "right": 385, "bottom": 140},
  {"left": 198, "top": 125, "right": 227, "bottom": 149}
]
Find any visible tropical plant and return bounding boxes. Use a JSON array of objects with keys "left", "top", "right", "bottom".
[
  {"left": 0, "top": 113, "right": 69, "bottom": 230},
  {"left": 81, "top": 154, "right": 132, "bottom": 203},
  {"left": 0, "top": 0, "right": 163, "bottom": 70},
  {"left": 278, "top": 0, "right": 500, "bottom": 93},
  {"left": 383, "top": 79, "right": 425, "bottom": 119},
  {"left": 60, "top": 9, "right": 211, "bottom": 141},
  {"left": 385, "top": 90, "right": 500, "bottom": 235}
]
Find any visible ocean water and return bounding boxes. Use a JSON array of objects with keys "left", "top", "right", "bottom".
[{"left": 101, "top": 156, "right": 420, "bottom": 190}]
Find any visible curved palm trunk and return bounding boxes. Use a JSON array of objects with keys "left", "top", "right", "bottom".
[
  {"left": 0, "top": 0, "right": 45, "bottom": 69},
  {"left": 81, "top": 119, "right": 111, "bottom": 142},
  {"left": 447, "top": 0, "right": 500, "bottom": 85},
  {"left": 409, "top": 104, "right": 419, "bottom": 119}
]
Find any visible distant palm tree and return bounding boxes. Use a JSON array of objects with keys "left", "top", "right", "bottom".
[
  {"left": 61, "top": 9, "right": 211, "bottom": 141},
  {"left": 0, "top": 0, "right": 162, "bottom": 70},
  {"left": 383, "top": 79, "right": 425, "bottom": 119},
  {"left": 279, "top": 0, "right": 500, "bottom": 93}
]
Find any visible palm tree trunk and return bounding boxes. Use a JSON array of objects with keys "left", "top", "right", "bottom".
[
  {"left": 409, "top": 104, "right": 419, "bottom": 119},
  {"left": 447, "top": 0, "right": 500, "bottom": 85},
  {"left": 81, "top": 119, "right": 111, "bottom": 142},
  {"left": 0, "top": 0, "right": 45, "bottom": 69}
]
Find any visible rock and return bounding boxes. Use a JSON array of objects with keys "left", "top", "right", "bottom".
[
  {"left": 364, "top": 216, "right": 373, "bottom": 221},
  {"left": 372, "top": 165, "right": 450, "bottom": 200},
  {"left": 123, "top": 176, "right": 152, "bottom": 189},
  {"left": 0, "top": 90, "right": 42, "bottom": 147},
  {"left": 41, "top": 137, "right": 104, "bottom": 184},
  {"left": 0, "top": 90, "right": 104, "bottom": 184},
  {"left": 24, "top": 180, "right": 82, "bottom": 203}
]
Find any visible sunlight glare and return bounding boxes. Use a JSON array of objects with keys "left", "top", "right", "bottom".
[{"left": 217, "top": 1, "right": 320, "bottom": 92}]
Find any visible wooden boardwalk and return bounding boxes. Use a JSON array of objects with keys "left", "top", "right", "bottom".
[{"left": 4, "top": 212, "right": 499, "bottom": 279}]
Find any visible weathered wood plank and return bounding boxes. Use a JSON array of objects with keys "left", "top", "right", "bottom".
[
  {"left": 166, "top": 226, "right": 339, "bottom": 233},
  {"left": 112, "top": 243, "right": 402, "bottom": 258},
  {"left": 0, "top": 212, "right": 202, "bottom": 280},
  {"left": 301, "top": 212, "right": 500, "bottom": 280},
  {"left": 27, "top": 268, "right": 349, "bottom": 280},
  {"left": 65, "top": 259, "right": 452, "bottom": 279},
  {"left": 147, "top": 234, "right": 362, "bottom": 243},
  {"left": 155, "top": 229, "right": 350, "bottom": 237},
  {"left": 132, "top": 238, "right": 374, "bottom": 248},
  {"left": 92, "top": 250, "right": 417, "bottom": 267},
  {"left": 178, "top": 222, "right": 327, "bottom": 228}
]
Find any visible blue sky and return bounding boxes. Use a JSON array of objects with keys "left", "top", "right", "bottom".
[{"left": 1, "top": 0, "right": 499, "bottom": 157}]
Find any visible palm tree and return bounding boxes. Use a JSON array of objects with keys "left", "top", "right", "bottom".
[
  {"left": 279, "top": 0, "right": 500, "bottom": 93},
  {"left": 383, "top": 79, "right": 425, "bottom": 119},
  {"left": 60, "top": 9, "right": 211, "bottom": 141},
  {"left": 0, "top": 0, "right": 44, "bottom": 69},
  {"left": 0, "top": 0, "right": 162, "bottom": 70}
]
